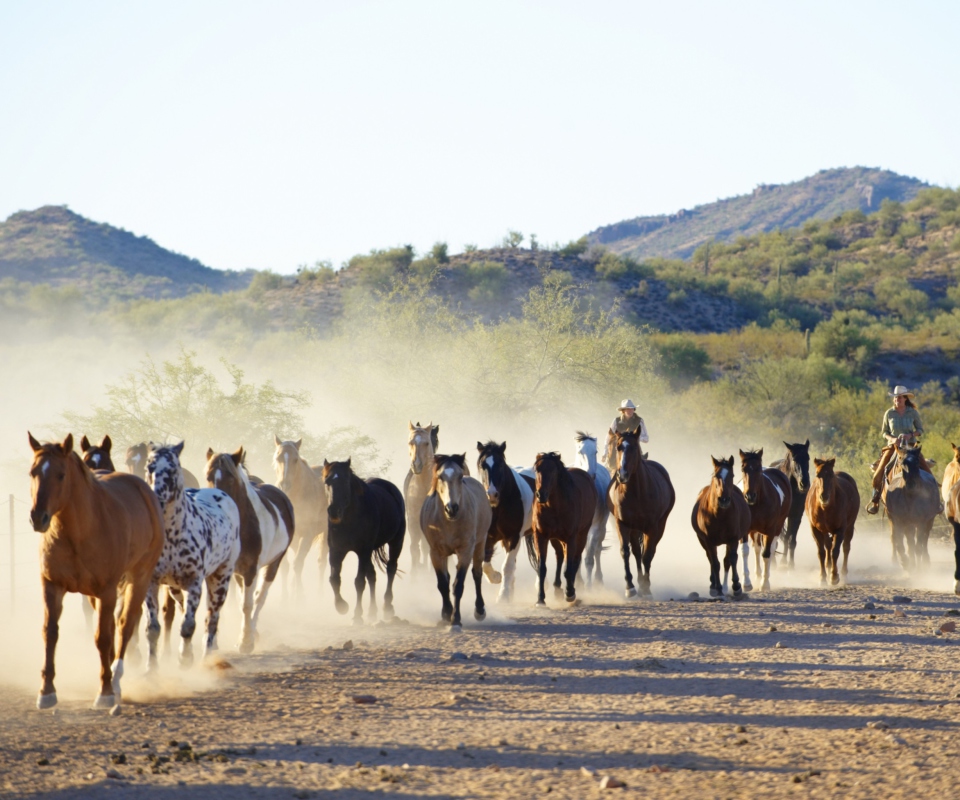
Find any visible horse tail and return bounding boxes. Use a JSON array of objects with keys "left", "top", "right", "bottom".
[
  {"left": 524, "top": 531, "right": 539, "bottom": 572},
  {"left": 373, "top": 544, "right": 390, "bottom": 573}
]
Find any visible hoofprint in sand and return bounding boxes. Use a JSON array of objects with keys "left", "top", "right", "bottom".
[{"left": 3, "top": 529, "right": 960, "bottom": 799}]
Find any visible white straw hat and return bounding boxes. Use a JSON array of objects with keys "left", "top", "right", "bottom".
[
  {"left": 619, "top": 399, "right": 637, "bottom": 410},
  {"left": 889, "top": 385, "right": 915, "bottom": 398}
]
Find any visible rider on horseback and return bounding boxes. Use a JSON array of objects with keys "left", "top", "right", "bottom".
[
  {"left": 866, "top": 385, "right": 932, "bottom": 514},
  {"left": 602, "top": 399, "right": 648, "bottom": 470}
]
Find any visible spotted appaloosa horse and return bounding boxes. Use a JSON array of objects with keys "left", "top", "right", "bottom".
[
  {"left": 739, "top": 449, "right": 791, "bottom": 592},
  {"left": 127, "top": 442, "right": 200, "bottom": 489},
  {"left": 691, "top": 456, "right": 750, "bottom": 598},
  {"left": 770, "top": 440, "right": 811, "bottom": 569},
  {"left": 81, "top": 435, "right": 116, "bottom": 472},
  {"left": 206, "top": 447, "right": 294, "bottom": 653},
  {"left": 806, "top": 457, "right": 858, "bottom": 586},
  {"left": 28, "top": 433, "right": 164, "bottom": 710},
  {"left": 404, "top": 422, "right": 439, "bottom": 574},
  {"left": 145, "top": 442, "right": 240, "bottom": 667},
  {"left": 573, "top": 432, "right": 611, "bottom": 589}
]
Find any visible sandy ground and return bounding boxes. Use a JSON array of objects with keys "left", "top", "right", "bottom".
[{"left": 3, "top": 521, "right": 960, "bottom": 800}]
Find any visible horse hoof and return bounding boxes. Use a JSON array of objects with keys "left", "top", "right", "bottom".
[
  {"left": 625, "top": 587, "right": 638, "bottom": 599},
  {"left": 709, "top": 588, "right": 722, "bottom": 598},
  {"left": 742, "top": 581, "right": 753, "bottom": 592},
  {"left": 474, "top": 608, "right": 486, "bottom": 621},
  {"left": 553, "top": 586, "right": 564, "bottom": 599},
  {"left": 732, "top": 588, "right": 743, "bottom": 599},
  {"left": 955, "top": 580, "right": 960, "bottom": 596},
  {"left": 93, "top": 693, "right": 116, "bottom": 709},
  {"left": 36, "top": 693, "right": 57, "bottom": 710},
  {"left": 237, "top": 638, "right": 255, "bottom": 655},
  {"left": 449, "top": 623, "right": 463, "bottom": 634},
  {"left": 535, "top": 600, "right": 546, "bottom": 607},
  {"left": 383, "top": 605, "right": 395, "bottom": 621},
  {"left": 334, "top": 599, "right": 349, "bottom": 615},
  {"left": 565, "top": 592, "right": 577, "bottom": 603},
  {"left": 483, "top": 566, "right": 502, "bottom": 584},
  {"left": 762, "top": 581, "right": 771, "bottom": 592}
]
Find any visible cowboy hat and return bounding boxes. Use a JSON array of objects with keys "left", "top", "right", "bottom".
[
  {"left": 619, "top": 399, "right": 637, "bottom": 410},
  {"left": 888, "top": 385, "right": 915, "bottom": 398}
]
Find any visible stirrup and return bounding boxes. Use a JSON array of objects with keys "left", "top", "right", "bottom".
[{"left": 865, "top": 501, "right": 880, "bottom": 515}]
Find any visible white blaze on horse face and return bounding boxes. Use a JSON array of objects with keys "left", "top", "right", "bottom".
[
  {"left": 485, "top": 457, "right": 495, "bottom": 469},
  {"left": 131, "top": 453, "right": 141, "bottom": 464},
  {"left": 719, "top": 468, "right": 729, "bottom": 482},
  {"left": 414, "top": 435, "right": 421, "bottom": 444},
  {"left": 214, "top": 469, "right": 222, "bottom": 484},
  {"left": 90, "top": 454, "right": 100, "bottom": 466},
  {"left": 42, "top": 460, "right": 50, "bottom": 477}
]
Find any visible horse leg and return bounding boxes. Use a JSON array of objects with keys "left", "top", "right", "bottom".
[
  {"left": 498, "top": 542, "right": 519, "bottom": 603},
  {"left": 93, "top": 587, "right": 119, "bottom": 708},
  {"left": 144, "top": 581, "right": 162, "bottom": 674},
  {"left": 450, "top": 563, "right": 468, "bottom": 629},
  {"left": 317, "top": 527, "right": 329, "bottom": 587},
  {"left": 564, "top": 542, "right": 580, "bottom": 603},
  {"left": 37, "top": 579, "right": 65, "bottom": 710},
  {"left": 178, "top": 578, "right": 204, "bottom": 668},
  {"left": 952, "top": 520, "right": 960, "bottom": 595},
  {"left": 329, "top": 547, "right": 349, "bottom": 615},
  {"left": 483, "top": 536, "right": 502, "bottom": 584},
  {"left": 631, "top": 533, "right": 644, "bottom": 597},
  {"left": 761, "top": 535, "right": 774, "bottom": 591},
  {"left": 383, "top": 537, "right": 401, "bottom": 620},
  {"left": 82, "top": 595, "right": 94, "bottom": 634},
  {"left": 706, "top": 545, "right": 722, "bottom": 598},
  {"left": 472, "top": 540, "right": 486, "bottom": 621},
  {"left": 161, "top": 586, "right": 178, "bottom": 659},
  {"left": 292, "top": 533, "right": 312, "bottom": 600},
  {"left": 640, "top": 530, "right": 661, "bottom": 597},
  {"left": 249, "top": 555, "right": 285, "bottom": 648},
  {"left": 812, "top": 530, "right": 827, "bottom": 586},
  {"left": 723, "top": 543, "right": 742, "bottom": 597},
  {"left": 353, "top": 555, "right": 368, "bottom": 624},
  {"left": 739, "top": 536, "right": 752, "bottom": 592},
  {"left": 619, "top": 524, "right": 637, "bottom": 599},
  {"left": 829, "top": 531, "right": 842, "bottom": 586},
  {"left": 113, "top": 573, "right": 149, "bottom": 702},
  {"left": 536, "top": 533, "right": 549, "bottom": 606},
  {"left": 202, "top": 565, "right": 233, "bottom": 658},
  {"left": 551, "top": 539, "right": 565, "bottom": 598},
  {"left": 432, "top": 547, "right": 453, "bottom": 622},
  {"left": 236, "top": 564, "right": 257, "bottom": 655},
  {"left": 841, "top": 530, "right": 852, "bottom": 583},
  {"left": 364, "top": 555, "right": 378, "bottom": 622}
]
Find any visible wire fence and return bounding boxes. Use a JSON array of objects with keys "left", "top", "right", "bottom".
[{"left": 0, "top": 494, "right": 38, "bottom": 612}]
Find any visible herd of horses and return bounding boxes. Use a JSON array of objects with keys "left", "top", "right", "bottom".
[{"left": 24, "top": 423, "right": 960, "bottom": 713}]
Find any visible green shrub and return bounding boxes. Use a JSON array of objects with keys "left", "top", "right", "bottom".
[
  {"left": 348, "top": 246, "right": 414, "bottom": 289},
  {"left": 557, "top": 236, "right": 588, "bottom": 258},
  {"left": 810, "top": 310, "right": 880, "bottom": 372},
  {"left": 654, "top": 334, "right": 712, "bottom": 387},
  {"left": 247, "top": 271, "right": 284, "bottom": 294}
]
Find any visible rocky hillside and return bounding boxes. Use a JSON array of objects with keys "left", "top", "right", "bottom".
[
  {"left": 0, "top": 206, "right": 252, "bottom": 300},
  {"left": 589, "top": 167, "right": 927, "bottom": 261}
]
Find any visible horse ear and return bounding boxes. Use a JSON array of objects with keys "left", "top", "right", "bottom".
[
  {"left": 323, "top": 459, "right": 329, "bottom": 468},
  {"left": 62, "top": 434, "right": 74, "bottom": 454},
  {"left": 274, "top": 434, "right": 282, "bottom": 446},
  {"left": 738, "top": 449, "right": 745, "bottom": 458},
  {"left": 804, "top": 439, "right": 810, "bottom": 448},
  {"left": 294, "top": 438, "right": 302, "bottom": 450},
  {"left": 813, "top": 457, "right": 823, "bottom": 467},
  {"left": 172, "top": 441, "right": 185, "bottom": 457},
  {"left": 826, "top": 458, "right": 836, "bottom": 469},
  {"left": 409, "top": 421, "right": 415, "bottom": 431},
  {"left": 206, "top": 447, "right": 214, "bottom": 460},
  {"left": 231, "top": 447, "right": 244, "bottom": 465},
  {"left": 783, "top": 441, "right": 790, "bottom": 449},
  {"left": 81, "top": 435, "right": 91, "bottom": 452},
  {"left": 499, "top": 442, "right": 507, "bottom": 454},
  {"left": 345, "top": 457, "right": 351, "bottom": 469},
  {"left": 476, "top": 441, "right": 484, "bottom": 452},
  {"left": 101, "top": 435, "right": 112, "bottom": 452},
  {"left": 757, "top": 448, "right": 763, "bottom": 458},
  {"left": 28, "top": 431, "right": 42, "bottom": 452}
]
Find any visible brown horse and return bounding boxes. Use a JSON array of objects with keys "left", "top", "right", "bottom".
[
  {"left": 691, "top": 456, "right": 750, "bottom": 598},
  {"left": 528, "top": 452, "right": 596, "bottom": 605},
  {"left": 806, "top": 458, "right": 859, "bottom": 586},
  {"left": 28, "top": 433, "right": 164, "bottom": 710},
  {"left": 80, "top": 435, "right": 116, "bottom": 472},
  {"left": 403, "top": 422, "right": 438, "bottom": 574},
  {"left": 607, "top": 430, "right": 675, "bottom": 598},
  {"left": 739, "top": 449, "right": 791, "bottom": 592}
]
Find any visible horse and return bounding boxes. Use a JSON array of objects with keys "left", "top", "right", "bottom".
[
  {"left": 883, "top": 444, "right": 939, "bottom": 571},
  {"left": 573, "top": 432, "right": 611, "bottom": 589},
  {"left": 28, "top": 433, "right": 164, "bottom": 710},
  {"left": 691, "top": 456, "right": 750, "bottom": 598},
  {"left": 323, "top": 458, "right": 405, "bottom": 622},
  {"left": 273, "top": 436, "right": 329, "bottom": 597},
  {"left": 80, "top": 435, "right": 116, "bottom": 472},
  {"left": 739, "top": 449, "right": 792, "bottom": 592},
  {"left": 420, "top": 454, "right": 493, "bottom": 629},
  {"left": 403, "top": 422, "right": 439, "bottom": 574},
  {"left": 527, "top": 452, "right": 596, "bottom": 605},
  {"left": 607, "top": 430, "right": 675, "bottom": 598},
  {"left": 126, "top": 441, "right": 200, "bottom": 489},
  {"left": 945, "top": 479, "right": 960, "bottom": 595},
  {"left": 806, "top": 457, "right": 858, "bottom": 585},
  {"left": 476, "top": 440, "right": 535, "bottom": 603},
  {"left": 145, "top": 442, "right": 241, "bottom": 667},
  {"left": 769, "top": 440, "right": 810, "bottom": 569},
  {"left": 942, "top": 444, "right": 960, "bottom": 511},
  {"left": 206, "top": 447, "right": 295, "bottom": 653}
]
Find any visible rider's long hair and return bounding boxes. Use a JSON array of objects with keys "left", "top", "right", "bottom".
[{"left": 904, "top": 397, "right": 917, "bottom": 409}]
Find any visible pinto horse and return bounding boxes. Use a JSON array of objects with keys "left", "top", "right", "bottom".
[
  {"left": 404, "top": 422, "right": 439, "bottom": 574},
  {"left": 28, "top": 433, "right": 164, "bottom": 710},
  {"left": 573, "top": 432, "right": 611, "bottom": 589},
  {"left": 739, "top": 449, "right": 791, "bottom": 592},
  {"left": 420, "top": 454, "right": 492, "bottom": 629},
  {"left": 691, "top": 456, "right": 750, "bottom": 598},
  {"left": 769, "top": 440, "right": 810, "bottom": 569},
  {"left": 528, "top": 452, "right": 596, "bottom": 605},
  {"left": 323, "top": 458, "right": 405, "bottom": 622},
  {"left": 607, "top": 431, "right": 675, "bottom": 598},
  {"left": 883, "top": 445, "right": 939, "bottom": 571},
  {"left": 806, "top": 458, "right": 858, "bottom": 586},
  {"left": 206, "top": 447, "right": 294, "bottom": 653},
  {"left": 476, "top": 441, "right": 535, "bottom": 603},
  {"left": 81, "top": 435, "right": 116, "bottom": 472}
]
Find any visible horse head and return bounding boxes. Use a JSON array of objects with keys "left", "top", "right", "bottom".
[
  {"left": 431, "top": 454, "right": 467, "bottom": 520},
  {"left": 710, "top": 455, "right": 735, "bottom": 510},
  {"left": 813, "top": 457, "right": 837, "bottom": 507},
  {"left": 409, "top": 422, "right": 438, "bottom": 476},
  {"left": 206, "top": 446, "right": 247, "bottom": 499},
  {"left": 125, "top": 442, "right": 148, "bottom": 478},
  {"left": 476, "top": 440, "right": 508, "bottom": 507},
  {"left": 28, "top": 432, "right": 80, "bottom": 533},
  {"left": 273, "top": 435, "right": 304, "bottom": 495},
  {"left": 574, "top": 431, "right": 597, "bottom": 474},
  {"left": 615, "top": 430, "right": 644, "bottom": 484},
  {"left": 322, "top": 458, "right": 360, "bottom": 524},
  {"left": 146, "top": 441, "right": 186, "bottom": 504},
  {"left": 739, "top": 448, "right": 764, "bottom": 506},
  {"left": 534, "top": 452, "right": 565, "bottom": 504},
  {"left": 784, "top": 440, "right": 810, "bottom": 493},
  {"left": 897, "top": 444, "right": 922, "bottom": 480},
  {"left": 81, "top": 434, "right": 114, "bottom": 472}
]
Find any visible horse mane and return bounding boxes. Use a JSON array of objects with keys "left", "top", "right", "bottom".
[
  {"left": 535, "top": 452, "right": 572, "bottom": 487},
  {"left": 429, "top": 453, "right": 465, "bottom": 494},
  {"left": 575, "top": 431, "right": 595, "bottom": 443},
  {"left": 739, "top": 449, "right": 763, "bottom": 463}
]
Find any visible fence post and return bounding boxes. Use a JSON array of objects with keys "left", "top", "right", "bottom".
[{"left": 8, "top": 495, "right": 14, "bottom": 611}]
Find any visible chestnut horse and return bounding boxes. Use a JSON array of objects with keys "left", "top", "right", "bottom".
[
  {"left": 739, "top": 449, "right": 791, "bottom": 592},
  {"left": 420, "top": 454, "right": 492, "bottom": 629},
  {"left": 691, "top": 456, "right": 750, "bottom": 598},
  {"left": 805, "top": 458, "right": 858, "bottom": 586},
  {"left": 28, "top": 433, "right": 164, "bottom": 710},
  {"left": 527, "top": 452, "right": 596, "bottom": 605},
  {"left": 81, "top": 435, "right": 116, "bottom": 472},
  {"left": 607, "top": 430, "right": 675, "bottom": 598},
  {"left": 404, "top": 422, "right": 439, "bottom": 574},
  {"left": 769, "top": 440, "right": 811, "bottom": 569}
]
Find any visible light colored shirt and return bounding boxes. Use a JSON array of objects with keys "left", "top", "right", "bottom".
[
  {"left": 610, "top": 414, "right": 649, "bottom": 443},
  {"left": 881, "top": 406, "right": 923, "bottom": 442}
]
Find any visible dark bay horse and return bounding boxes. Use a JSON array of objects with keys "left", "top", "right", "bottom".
[
  {"left": 323, "top": 459, "right": 405, "bottom": 622},
  {"left": 81, "top": 435, "right": 116, "bottom": 472},
  {"left": 607, "top": 430, "right": 675, "bottom": 598},
  {"left": 883, "top": 445, "right": 939, "bottom": 571},
  {"left": 691, "top": 456, "right": 750, "bottom": 598},
  {"left": 739, "top": 449, "right": 791, "bottom": 592},
  {"left": 476, "top": 441, "right": 534, "bottom": 603},
  {"left": 769, "top": 440, "right": 810, "bottom": 569},
  {"left": 806, "top": 458, "right": 859, "bottom": 585},
  {"left": 28, "top": 433, "right": 164, "bottom": 710},
  {"left": 528, "top": 452, "right": 596, "bottom": 605}
]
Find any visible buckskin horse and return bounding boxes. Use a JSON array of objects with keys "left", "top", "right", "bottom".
[
  {"left": 420, "top": 454, "right": 492, "bottom": 629},
  {"left": 945, "top": 479, "right": 960, "bottom": 595},
  {"left": 691, "top": 456, "right": 750, "bottom": 598},
  {"left": 607, "top": 430, "right": 675, "bottom": 598},
  {"left": 404, "top": 422, "right": 439, "bottom": 574},
  {"left": 941, "top": 444, "right": 960, "bottom": 512},
  {"left": 883, "top": 444, "right": 938, "bottom": 571},
  {"left": 806, "top": 457, "right": 858, "bottom": 586},
  {"left": 28, "top": 432, "right": 164, "bottom": 710},
  {"left": 739, "top": 449, "right": 791, "bottom": 592},
  {"left": 770, "top": 440, "right": 811, "bottom": 569}
]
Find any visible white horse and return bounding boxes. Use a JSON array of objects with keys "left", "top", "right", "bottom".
[{"left": 573, "top": 432, "right": 611, "bottom": 589}]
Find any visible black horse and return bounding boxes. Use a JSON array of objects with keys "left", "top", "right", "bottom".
[
  {"left": 322, "top": 458, "right": 405, "bottom": 622},
  {"left": 884, "top": 445, "right": 939, "bottom": 571},
  {"left": 769, "top": 440, "right": 810, "bottom": 569}
]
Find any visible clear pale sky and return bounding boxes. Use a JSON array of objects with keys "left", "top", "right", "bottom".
[{"left": 2, "top": 1, "right": 958, "bottom": 274}]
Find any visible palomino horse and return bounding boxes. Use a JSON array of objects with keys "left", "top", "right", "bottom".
[
  {"left": 573, "top": 432, "right": 611, "bottom": 589},
  {"left": 883, "top": 445, "right": 939, "bottom": 571},
  {"left": 126, "top": 441, "right": 200, "bottom": 488},
  {"left": 403, "top": 422, "right": 439, "bottom": 574},
  {"left": 273, "top": 436, "right": 328, "bottom": 597},
  {"left": 420, "top": 454, "right": 493, "bottom": 629},
  {"left": 739, "top": 449, "right": 791, "bottom": 592},
  {"left": 206, "top": 447, "right": 295, "bottom": 653},
  {"left": 691, "top": 456, "right": 750, "bottom": 598},
  {"left": 941, "top": 444, "right": 960, "bottom": 511},
  {"left": 770, "top": 440, "right": 810, "bottom": 569},
  {"left": 323, "top": 458, "right": 405, "bottom": 622},
  {"left": 28, "top": 433, "right": 164, "bottom": 710},
  {"left": 528, "top": 452, "right": 596, "bottom": 605},
  {"left": 607, "top": 431, "right": 675, "bottom": 598},
  {"left": 476, "top": 441, "right": 534, "bottom": 603},
  {"left": 81, "top": 435, "right": 116, "bottom": 472},
  {"left": 145, "top": 442, "right": 241, "bottom": 667},
  {"left": 806, "top": 457, "right": 858, "bottom": 585},
  {"left": 945, "top": 479, "right": 960, "bottom": 595}
]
